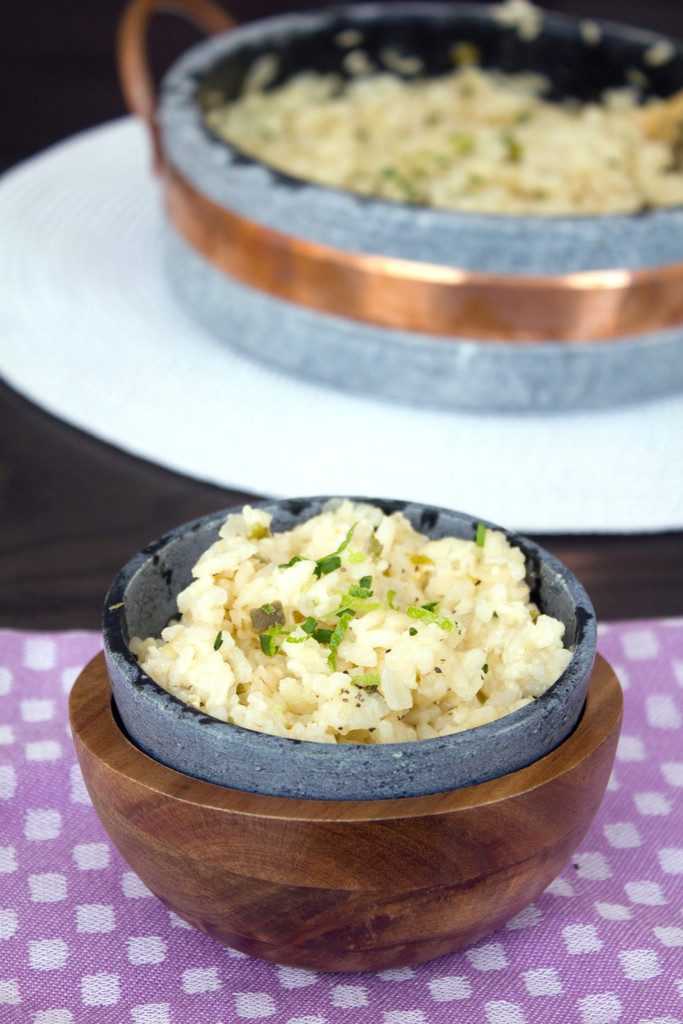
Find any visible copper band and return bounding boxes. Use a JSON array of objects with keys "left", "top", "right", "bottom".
[{"left": 164, "top": 167, "right": 683, "bottom": 343}]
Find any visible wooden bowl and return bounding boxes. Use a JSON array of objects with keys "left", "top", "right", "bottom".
[{"left": 70, "top": 651, "right": 622, "bottom": 972}]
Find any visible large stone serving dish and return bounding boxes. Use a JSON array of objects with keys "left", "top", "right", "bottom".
[
  {"left": 119, "top": 0, "right": 683, "bottom": 410},
  {"left": 102, "top": 496, "right": 596, "bottom": 800}
]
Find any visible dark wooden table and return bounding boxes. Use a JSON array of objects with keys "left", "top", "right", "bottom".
[{"left": 2, "top": 0, "right": 682, "bottom": 630}]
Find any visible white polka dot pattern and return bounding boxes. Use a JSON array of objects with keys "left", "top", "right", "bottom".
[{"left": 0, "top": 624, "right": 681, "bottom": 1022}]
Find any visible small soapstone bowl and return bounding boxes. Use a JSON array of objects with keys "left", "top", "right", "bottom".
[{"left": 69, "top": 497, "right": 622, "bottom": 970}]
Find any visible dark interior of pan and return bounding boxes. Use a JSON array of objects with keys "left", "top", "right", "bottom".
[{"left": 197, "top": 2, "right": 683, "bottom": 113}]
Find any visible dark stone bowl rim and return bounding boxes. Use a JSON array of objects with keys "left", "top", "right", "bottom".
[
  {"left": 103, "top": 496, "right": 597, "bottom": 759},
  {"left": 165, "top": 0, "right": 683, "bottom": 225}
]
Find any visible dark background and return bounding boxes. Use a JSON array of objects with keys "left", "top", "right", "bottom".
[{"left": 2, "top": 0, "right": 682, "bottom": 628}]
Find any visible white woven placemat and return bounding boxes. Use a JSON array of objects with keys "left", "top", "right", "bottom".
[{"left": 1, "top": 118, "right": 681, "bottom": 533}]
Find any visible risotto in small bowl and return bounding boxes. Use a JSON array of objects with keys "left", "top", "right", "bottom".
[{"left": 103, "top": 497, "right": 596, "bottom": 800}]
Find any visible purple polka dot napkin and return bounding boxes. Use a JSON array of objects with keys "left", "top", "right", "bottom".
[{"left": 0, "top": 624, "right": 681, "bottom": 1024}]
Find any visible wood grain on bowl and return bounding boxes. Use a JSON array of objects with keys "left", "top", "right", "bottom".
[{"left": 70, "top": 652, "right": 622, "bottom": 972}]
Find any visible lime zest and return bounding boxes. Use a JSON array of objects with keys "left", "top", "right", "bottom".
[
  {"left": 352, "top": 673, "right": 381, "bottom": 689},
  {"left": 406, "top": 606, "right": 455, "bottom": 633}
]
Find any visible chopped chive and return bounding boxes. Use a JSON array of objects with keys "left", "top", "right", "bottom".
[
  {"left": 108, "top": 602, "right": 124, "bottom": 611},
  {"left": 314, "top": 554, "right": 342, "bottom": 578},
  {"left": 328, "top": 611, "right": 353, "bottom": 670},
  {"left": 348, "top": 549, "right": 366, "bottom": 564},
  {"left": 335, "top": 523, "right": 358, "bottom": 556},
  {"left": 349, "top": 583, "right": 373, "bottom": 598},
  {"left": 409, "top": 627, "right": 418, "bottom": 636},
  {"left": 213, "top": 631, "right": 223, "bottom": 651},
  {"left": 421, "top": 601, "right": 439, "bottom": 612},
  {"left": 406, "top": 606, "right": 455, "bottom": 632},
  {"left": 301, "top": 617, "right": 317, "bottom": 634},
  {"left": 279, "top": 555, "right": 303, "bottom": 569},
  {"left": 335, "top": 606, "right": 355, "bottom": 617},
  {"left": 259, "top": 633, "right": 278, "bottom": 656},
  {"left": 359, "top": 575, "right": 372, "bottom": 589},
  {"left": 387, "top": 590, "right": 398, "bottom": 609},
  {"left": 312, "top": 628, "right": 334, "bottom": 645},
  {"left": 352, "top": 673, "right": 381, "bottom": 689},
  {"left": 482, "top": 663, "right": 489, "bottom": 674},
  {"left": 261, "top": 603, "right": 275, "bottom": 615},
  {"left": 492, "top": 610, "right": 499, "bottom": 619},
  {"left": 475, "top": 523, "right": 487, "bottom": 548}
]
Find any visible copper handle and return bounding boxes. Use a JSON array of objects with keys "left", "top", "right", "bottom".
[{"left": 118, "top": 0, "right": 234, "bottom": 170}]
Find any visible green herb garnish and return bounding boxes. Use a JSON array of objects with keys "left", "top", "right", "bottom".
[
  {"left": 409, "top": 627, "right": 418, "bottom": 636},
  {"left": 387, "top": 590, "right": 398, "bottom": 610},
  {"left": 314, "top": 554, "right": 342, "bottom": 578},
  {"left": 328, "top": 611, "right": 354, "bottom": 670},
  {"left": 213, "top": 631, "right": 223, "bottom": 651},
  {"left": 312, "top": 628, "right": 334, "bottom": 645},
  {"left": 475, "top": 523, "right": 487, "bottom": 548},
  {"left": 482, "top": 663, "right": 489, "bottom": 674},
  {"left": 492, "top": 610, "right": 499, "bottom": 619},
  {"left": 348, "top": 550, "right": 366, "bottom": 564},
  {"left": 313, "top": 523, "right": 358, "bottom": 579},
  {"left": 406, "top": 606, "right": 455, "bottom": 633},
  {"left": 352, "top": 673, "right": 381, "bottom": 689},
  {"left": 349, "top": 576, "right": 373, "bottom": 598},
  {"left": 421, "top": 601, "right": 439, "bottom": 612},
  {"left": 279, "top": 555, "right": 304, "bottom": 570},
  {"left": 334, "top": 595, "right": 381, "bottom": 615},
  {"left": 301, "top": 617, "right": 317, "bottom": 634},
  {"left": 259, "top": 633, "right": 277, "bottom": 656}
]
